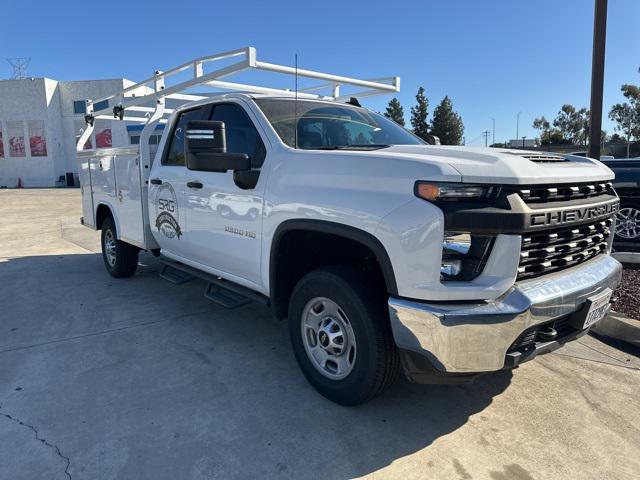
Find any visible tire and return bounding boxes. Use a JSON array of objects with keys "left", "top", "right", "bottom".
[
  {"left": 101, "top": 217, "right": 139, "bottom": 278},
  {"left": 288, "top": 265, "right": 400, "bottom": 405}
]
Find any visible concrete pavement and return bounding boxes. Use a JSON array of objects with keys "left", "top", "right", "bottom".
[{"left": 1, "top": 189, "right": 639, "bottom": 480}]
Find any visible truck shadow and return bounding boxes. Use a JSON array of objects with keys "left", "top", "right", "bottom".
[{"left": 0, "top": 252, "right": 513, "bottom": 480}]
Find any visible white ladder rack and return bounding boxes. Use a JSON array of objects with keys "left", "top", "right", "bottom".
[{"left": 76, "top": 46, "right": 400, "bottom": 153}]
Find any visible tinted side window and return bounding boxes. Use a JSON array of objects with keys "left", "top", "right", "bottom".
[
  {"left": 209, "top": 104, "right": 266, "bottom": 167},
  {"left": 163, "top": 108, "right": 202, "bottom": 165}
]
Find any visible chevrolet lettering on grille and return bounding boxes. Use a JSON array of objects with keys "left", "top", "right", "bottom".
[{"left": 529, "top": 202, "right": 619, "bottom": 228}]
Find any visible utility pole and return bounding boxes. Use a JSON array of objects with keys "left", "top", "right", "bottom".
[
  {"left": 588, "top": 0, "right": 608, "bottom": 160},
  {"left": 483, "top": 130, "right": 491, "bottom": 147},
  {"left": 516, "top": 111, "right": 522, "bottom": 142},
  {"left": 491, "top": 118, "right": 495, "bottom": 146}
]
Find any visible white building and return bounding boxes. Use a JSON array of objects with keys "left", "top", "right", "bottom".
[{"left": 0, "top": 77, "right": 148, "bottom": 188}]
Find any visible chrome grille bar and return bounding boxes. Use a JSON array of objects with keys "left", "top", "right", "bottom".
[
  {"left": 507, "top": 182, "right": 614, "bottom": 204},
  {"left": 517, "top": 218, "right": 613, "bottom": 280}
]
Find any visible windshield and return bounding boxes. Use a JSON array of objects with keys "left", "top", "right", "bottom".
[{"left": 254, "top": 98, "right": 424, "bottom": 150}]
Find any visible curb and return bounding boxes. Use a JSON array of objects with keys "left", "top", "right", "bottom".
[{"left": 591, "top": 311, "right": 640, "bottom": 348}]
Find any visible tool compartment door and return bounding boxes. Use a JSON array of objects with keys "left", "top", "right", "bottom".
[
  {"left": 77, "top": 155, "right": 95, "bottom": 227},
  {"left": 114, "top": 152, "right": 145, "bottom": 247}
]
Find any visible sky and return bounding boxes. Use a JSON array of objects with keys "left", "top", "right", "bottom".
[{"left": 1, "top": 0, "right": 639, "bottom": 146}]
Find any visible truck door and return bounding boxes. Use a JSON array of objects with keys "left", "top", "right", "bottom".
[
  {"left": 147, "top": 106, "right": 204, "bottom": 257},
  {"left": 184, "top": 102, "right": 267, "bottom": 287}
]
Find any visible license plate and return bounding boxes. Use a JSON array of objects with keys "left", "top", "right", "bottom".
[{"left": 574, "top": 289, "right": 612, "bottom": 330}]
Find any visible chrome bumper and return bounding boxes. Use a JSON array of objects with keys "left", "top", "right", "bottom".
[{"left": 388, "top": 254, "right": 622, "bottom": 374}]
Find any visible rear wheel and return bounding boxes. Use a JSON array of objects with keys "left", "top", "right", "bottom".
[
  {"left": 101, "top": 217, "right": 139, "bottom": 278},
  {"left": 288, "top": 266, "right": 399, "bottom": 405}
]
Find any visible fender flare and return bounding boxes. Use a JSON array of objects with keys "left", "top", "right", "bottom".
[
  {"left": 269, "top": 219, "right": 398, "bottom": 297},
  {"left": 95, "top": 201, "right": 121, "bottom": 237}
]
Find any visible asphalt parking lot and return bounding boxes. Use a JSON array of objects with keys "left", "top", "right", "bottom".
[{"left": 1, "top": 189, "right": 639, "bottom": 480}]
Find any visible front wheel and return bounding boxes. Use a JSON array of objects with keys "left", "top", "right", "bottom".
[
  {"left": 288, "top": 266, "right": 399, "bottom": 405},
  {"left": 101, "top": 217, "right": 139, "bottom": 278}
]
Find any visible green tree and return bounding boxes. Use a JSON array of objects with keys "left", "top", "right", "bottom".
[
  {"left": 532, "top": 116, "right": 551, "bottom": 143},
  {"left": 609, "top": 103, "right": 636, "bottom": 157},
  {"left": 578, "top": 109, "right": 591, "bottom": 146},
  {"left": 608, "top": 84, "right": 640, "bottom": 158},
  {"left": 609, "top": 133, "right": 624, "bottom": 143},
  {"left": 410, "top": 86, "right": 430, "bottom": 141},
  {"left": 384, "top": 98, "right": 405, "bottom": 126},
  {"left": 553, "top": 104, "right": 589, "bottom": 145},
  {"left": 430, "top": 96, "right": 464, "bottom": 145}
]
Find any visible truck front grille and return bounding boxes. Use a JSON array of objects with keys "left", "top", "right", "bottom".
[
  {"left": 517, "top": 218, "right": 613, "bottom": 281},
  {"left": 505, "top": 181, "right": 614, "bottom": 204}
]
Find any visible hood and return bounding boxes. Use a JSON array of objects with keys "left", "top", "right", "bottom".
[{"left": 368, "top": 145, "right": 615, "bottom": 185}]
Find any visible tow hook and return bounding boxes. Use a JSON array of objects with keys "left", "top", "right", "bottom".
[{"left": 538, "top": 327, "right": 558, "bottom": 341}]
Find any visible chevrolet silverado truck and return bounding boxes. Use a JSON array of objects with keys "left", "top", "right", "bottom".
[{"left": 76, "top": 48, "right": 622, "bottom": 405}]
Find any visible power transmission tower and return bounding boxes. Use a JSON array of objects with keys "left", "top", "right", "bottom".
[
  {"left": 6, "top": 57, "right": 31, "bottom": 79},
  {"left": 482, "top": 130, "right": 491, "bottom": 147}
]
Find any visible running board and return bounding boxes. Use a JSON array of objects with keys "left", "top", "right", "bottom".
[
  {"left": 160, "top": 264, "right": 195, "bottom": 285},
  {"left": 158, "top": 259, "right": 269, "bottom": 309}
]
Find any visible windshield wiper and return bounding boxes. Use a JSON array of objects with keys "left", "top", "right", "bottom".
[{"left": 310, "top": 144, "right": 390, "bottom": 151}]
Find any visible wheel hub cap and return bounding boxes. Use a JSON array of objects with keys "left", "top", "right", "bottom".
[
  {"left": 301, "top": 297, "right": 357, "bottom": 380},
  {"left": 317, "top": 317, "right": 345, "bottom": 354},
  {"left": 104, "top": 230, "right": 117, "bottom": 267}
]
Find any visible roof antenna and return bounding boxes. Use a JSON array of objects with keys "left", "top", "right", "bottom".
[{"left": 294, "top": 53, "right": 298, "bottom": 149}]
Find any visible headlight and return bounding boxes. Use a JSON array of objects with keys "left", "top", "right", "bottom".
[
  {"left": 415, "top": 182, "right": 499, "bottom": 202},
  {"left": 441, "top": 232, "right": 494, "bottom": 281}
]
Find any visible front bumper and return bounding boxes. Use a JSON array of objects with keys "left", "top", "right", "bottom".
[{"left": 388, "top": 254, "right": 622, "bottom": 380}]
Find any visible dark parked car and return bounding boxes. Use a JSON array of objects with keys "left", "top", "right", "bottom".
[{"left": 603, "top": 159, "right": 640, "bottom": 251}]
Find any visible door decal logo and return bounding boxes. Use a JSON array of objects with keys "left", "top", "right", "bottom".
[{"left": 154, "top": 183, "right": 182, "bottom": 239}]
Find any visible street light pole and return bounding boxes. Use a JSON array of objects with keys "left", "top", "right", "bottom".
[
  {"left": 491, "top": 118, "right": 495, "bottom": 146},
  {"left": 516, "top": 111, "right": 522, "bottom": 142},
  {"left": 588, "top": 0, "right": 608, "bottom": 160}
]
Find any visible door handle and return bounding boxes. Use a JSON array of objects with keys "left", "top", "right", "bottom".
[
  {"left": 150, "top": 178, "right": 162, "bottom": 185},
  {"left": 187, "top": 181, "right": 203, "bottom": 189}
]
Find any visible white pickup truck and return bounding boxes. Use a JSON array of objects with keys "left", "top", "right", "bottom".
[{"left": 77, "top": 48, "right": 622, "bottom": 405}]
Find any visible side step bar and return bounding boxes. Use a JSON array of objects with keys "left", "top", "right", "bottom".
[{"left": 159, "top": 259, "right": 269, "bottom": 309}]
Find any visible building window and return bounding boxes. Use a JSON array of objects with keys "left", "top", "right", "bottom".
[
  {"left": 130, "top": 135, "right": 141, "bottom": 145},
  {"left": 73, "top": 100, "right": 87, "bottom": 115},
  {"left": 28, "top": 120, "right": 47, "bottom": 156},
  {"left": 7, "top": 121, "right": 26, "bottom": 157},
  {"left": 74, "top": 99, "right": 109, "bottom": 114},
  {"left": 93, "top": 100, "right": 109, "bottom": 112}
]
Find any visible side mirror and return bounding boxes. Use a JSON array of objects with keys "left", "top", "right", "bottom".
[{"left": 185, "top": 120, "right": 251, "bottom": 172}]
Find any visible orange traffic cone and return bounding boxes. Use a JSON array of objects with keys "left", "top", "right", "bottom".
[{"left": 17, "top": 178, "right": 23, "bottom": 188}]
